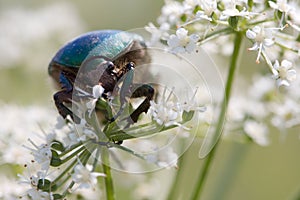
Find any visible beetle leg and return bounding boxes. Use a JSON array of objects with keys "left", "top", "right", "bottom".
[
  {"left": 126, "top": 84, "right": 154, "bottom": 125},
  {"left": 54, "top": 72, "right": 80, "bottom": 123}
]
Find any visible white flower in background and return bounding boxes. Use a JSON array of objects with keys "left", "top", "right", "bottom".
[
  {"left": 86, "top": 85, "right": 105, "bottom": 117},
  {"left": 288, "top": 70, "right": 300, "bottom": 99},
  {"left": 248, "top": 75, "right": 274, "bottom": 100},
  {"left": 202, "top": 35, "right": 234, "bottom": 56},
  {"left": 183, "top": 0, "right": 200, "bottom": 10},
  {"left": 145, "top": 22, "right": 170, "bottom": 45},
  {"left": 146, "top": 147, "right": 178, "bottom": 169},
  {"left": 133, "top": 178, "right": 161, "bottom": 200},
  {"left": 272, "top": 60, "right": 297, "bottom": 87},
  {"left": 288, "top": 1, "right": 300, "bottom": 25},
  {"left": 72, "top": 162, "right": 106, "bottom": 190},
  {"left": 268, "top": 0, "right": 292, "bottom": 14},
  {"left": 167, "top": 28, "right": 199, "bottom": 53},
  {"left": 244, "top": 120, "right": 269, "bottom": 146},
  {"left": 0, "top": 176, "right": 26, "bottom": 199},
  {"left": 24, "top": 140, "right": 52, "bottom": 171},
  {"left": 0, "top": 2, "right": 84, "bottom": 69},
  {"left": 195, "top": 0, "right": 217, "bottom": 21},
  {"left": 227, "top": 96, "right": 268, "bottom": 123},
  {"left": 246, "top": 26, "right": 274, "bottom": 63},
  {"left": 157, "top": 0, "right": 184, "bottom": 26},
  {"left": 270, "top": 98, "right": 300, "bottom": 129},
  {"left": 222, "top": 2, "right": 256, "bottom": 18}
]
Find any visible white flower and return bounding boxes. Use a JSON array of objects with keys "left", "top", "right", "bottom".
[
  {"left": 244, "top": 120, "right": 269, "bottom": 146},
  {"left": 268, "top": 0, "right": 292, "bottom": 13},
  {"left": 195, "top": 0, "right": 217, "bottom": 21},
  {"left": 63, "top": 119, "right": 97, "bottom": 147},
  {"left": 248, "top": 75, "right": 274, "bottom": 100},
  {"left": 146, "top": 147, "right": 178, "bottom": 169},
  {"left": 167, "top": 28, "right": 199, "bottom": 53},
  {"left": 272, "top": 59, "right": 297, "bottom": 87},
  {"left": 149, "top": 100, "right": 180, "bottom": 127},
  {"left": 27, "top": 189, "right": 53, "bottom": 200},
  {"left": 145, "top": 22, "right": 170, "bottom": 45},
  {"left": 270, "top": 98, "right": 300, "bottom": 129},
  {"left": 133, "top": 178, "right": 161, "bottom": 200},
  {"left": 72, "top": 162, "right": 106, "bottom": 190},
  {"left": 181, "top": 87, "right": 206, "bottom": 112},
  {"left": 86, "top": 85, "right": 105, "bottom": 117},
  {"left": 0, "top": 3, "right": 84, "bottom": 69},
  {"left": 19, "top": 167, "right": 52, "bottom": 200},
  {"left": 222, "top": 4, "right": 256, "bottom": 18},
  {"left": 24, "top": 140, "right": 52, "bottom": 171},
  {"left": 157, "top": 1, "right": 184, "bottom": 25},
  {"left": 246, "top": 26, "right": 274, "bottom": 63}
]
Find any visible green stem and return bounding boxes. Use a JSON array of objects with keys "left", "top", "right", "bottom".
[
  {"left": 61, "top": 146, "right": 86, "bottom": 164},
  {"left": 102, "top": 148, "right": 115, "bottom": 200},
  {"left": 191, "top": 32, "right": 244, "bottom": 200},
  {"left": 166, "top": 150, "right": 187, "bottom": 200},
  {"left": 58, "top": 141, "right": 85, "bottom": 157},
  {"left": 197, "top": 28, "right": 233, "bottom": 45},
  {"left": 92, "top": 146, "right": 101, "bottom": 171}
]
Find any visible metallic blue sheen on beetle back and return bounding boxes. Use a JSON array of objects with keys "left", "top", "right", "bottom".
[
  {"left": 49, "top": 30, "right": 154, "bottom": 128},
  {"left": 48, "top": 30, "right": 145, "bottom": 74}
]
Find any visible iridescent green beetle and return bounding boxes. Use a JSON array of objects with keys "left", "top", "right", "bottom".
[{"left": 48, "top": 30, "right": 154, "bottom": 124}]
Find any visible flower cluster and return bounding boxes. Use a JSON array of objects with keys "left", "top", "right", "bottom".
[
  {"left": 210, "top": 69, "right": 300, "bottom": 146},
  {"left": 147, "top": 0, "right": 300, "bottom": 88},
  {"left": 15, "top": 83, "right": 204, "bottom": 199}
]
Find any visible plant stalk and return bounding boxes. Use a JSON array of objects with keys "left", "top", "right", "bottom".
[
  {"left": 102, "top": 147, "right": 115, "bottom": 200},
  {"left": 191, "top": 32, "right": 244, "bottom": 200}
]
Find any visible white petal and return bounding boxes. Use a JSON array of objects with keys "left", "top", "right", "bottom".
[
  {"left": 263, "top": 38, "right": 274, "bottom": 47},
  {"left": 223, "top": 8, "right": 239, "bottom": 16},
  {"left": 167, "top": 35, "right": 180, "bottom": 47},
  {"left": 287, "top": 69, "right": 297, "bottom": 82},
  {"left": 176, "top": 28, "right": 188, "bottom": 39},
  {"left": 195, "top": 10, "right": 204, "bottom": 18},
  {"left": 246, "top": 29, "right": 257, "bottom": 39},
  {"left": 185, "top": 42, "right": 196, "bottom": 53},
  {"left": 252, "top": 26, "right": 261, "bottom": 34},
  {"left": 281, "top": 59, "right": 292, "bottom": 69},
  {"left": 172, "top": 46, "right": 186, "bottom": 53},
  {"left": 277, "top": 79, "right": 290, "bottom": 87},
  {"left": 92, "top": 85, "right": 104, "bottom": 98},
  {"left": 248, "top": 42, "right": 259, "bottom": 51},
  {"left": 189, "top": 34, "right": 199, "bottom": 42},
  {"left": 268, "top": 1, "right": 278, "bottom": 9},
  {"left": 273, "top": 60, "right": 280, "bottom": 70}
]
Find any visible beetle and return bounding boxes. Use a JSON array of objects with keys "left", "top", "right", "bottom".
[{"left": 48, "top": 30, "right": 154, "bottom": 125}]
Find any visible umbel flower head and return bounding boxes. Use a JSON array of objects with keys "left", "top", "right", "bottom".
[
  {"left": 272, "top": 59, "right": 297, "bottom": 87},
  {"left": 167, "top": 28, "right": 199, "bottom": 53},
  {"left": 72, "top": 160, "right": 106, "bottom": 190}
]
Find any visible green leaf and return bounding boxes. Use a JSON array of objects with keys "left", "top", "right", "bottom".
[
  {"left": 228, "top": 16, "right": 239, "bottom": 30},
  {"left": 217, "top": 1, "right": 225, "bottom": 11},
  {"left": 53, "top": 194, "right": 64, "bottom": 200},
  {"left": 38, "top": 178, "right": 57, "bottom": 192},
  {"left": 50, "top": 150, "right": 62, "bottom": 167},
  {"left": 182, "top": 111, "right": 195, "bottom": 122},
  {"left": 193, "top": 5, "right": 201, "bottom": 14},
  {"left": 181, "top": 14, "right": 187, "bottom": 22},
  {"left": 51, "top": 140, "right": 65, "bottom": 152},
  {"left": 248, "top": 0, "right": 253, "bottom": 11}
]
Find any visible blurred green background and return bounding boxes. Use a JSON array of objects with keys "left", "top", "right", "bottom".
[{"left": 0, "top": 0, "right": 300, "bottom": 200}]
